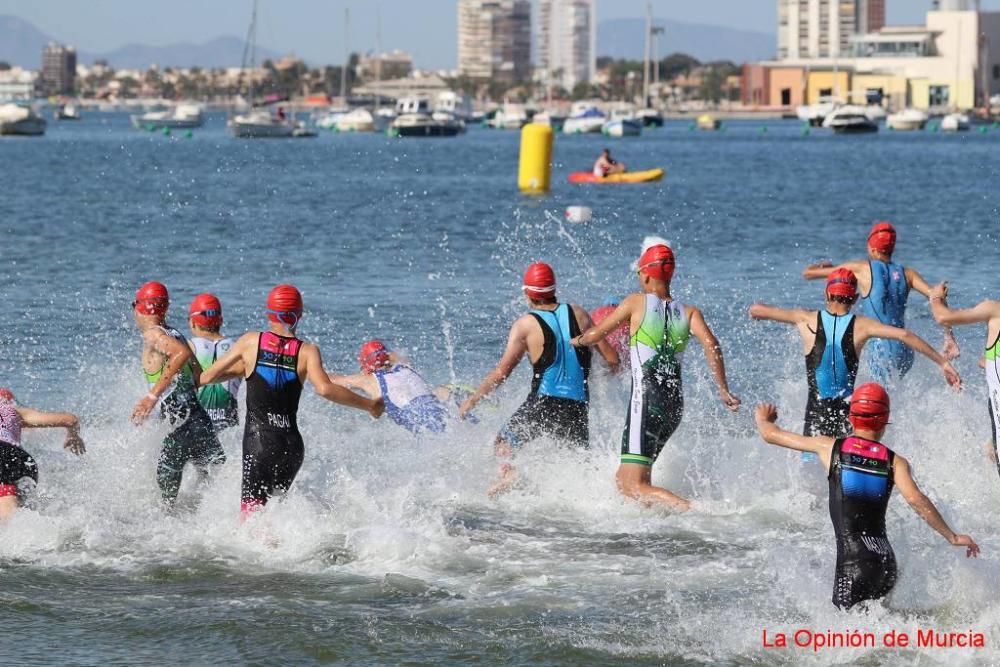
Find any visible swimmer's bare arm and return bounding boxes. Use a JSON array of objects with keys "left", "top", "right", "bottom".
[
  {"left": 17, "top": 407, "right": 85, "bottom": 455},
  {"left": 690, "top": 306, "right": 740, "bottom": 411},
  {"left": 572, "top": 295, "right": 638, "bottom": 347},
  {"left": 892, "top": 454, "right": 979, "bottom": 557},
  {"left": 198, "top": 332, "right": 255, "bottom": 385},
  {"left": 460, "top": 316, "right": 530, "bottom": 418},
  {"left": 748, "top": 303, "right": 813, "bottom": 326},
  {"left": 929, "top": 289, "right": 1000, "bottom": 328},
  {"left": 302, "top": 345, "right": 384, "bottom": 418},
  {"left": 854, "top": 317, "right": 961, "bottom": 389},
  {"left": 802, "top": 259, "right": 866, "bottom": 280},
  {"left": 132, "top": 327, "right": 198, "bottom": 424},
  {"left": 571, "top": 303, "right": 619, "bottom": 372},
  {"left": 754, "top": 404, "right": 834, "bottom": 469},
  {"left": 328, "top": 372, "right": 380, "bottom": 398},
  {"left": 909, "top": 269, "right": 960, "bottom": 359}
]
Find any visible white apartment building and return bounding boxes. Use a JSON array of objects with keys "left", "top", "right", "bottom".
[
  {"left": 538, "top": 0, "right": 596, "bottom": 91},
  {"left": 457, "top": 0, "right": 531, "bottom": 83},
  {"left": 778, "top": 0, "right": 885, "bottom": 59}
]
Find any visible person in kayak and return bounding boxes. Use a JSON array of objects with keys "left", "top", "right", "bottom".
[
  {"left": 131, "top": 281, "right": 226, "bottom": 505},
  {"left": 331, "top": 340, "right": 451, "bottom": 435},
  {"left": 187, "top": 293, "right": 241, "bottom": 432},
  {"left": 802, "top": 221, "right": 960, "bottom": 383},
  {"left": 749, "top": 269, "right": 961, "bottom": 454},
  {"left": 753, "top": 383, "right": 979, "bottom": 610},
  {"left": 459, "top": 262, "right": 617, "bottom": 497},
  {"left": 0, "top": 388, "right": 85, "bottom": 521},
  {"left": 593, "top": 148, "right": 626, "bottom": 178},
  {"left": 198, "top": 284, "right": 384, "bottom": 514},
  {"left": 572, "top": 244, "right": 741, "bottom": 511},
  {"left": 928, "top": 283, "right": 1000, "bottom": 480}
]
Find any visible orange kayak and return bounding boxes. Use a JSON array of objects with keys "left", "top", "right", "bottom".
[{"left": 567, "top": 168, "right": 665, "bottom": 184}]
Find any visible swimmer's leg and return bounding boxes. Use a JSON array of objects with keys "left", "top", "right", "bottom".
[
  {"left": 156, "top": 434, "right": 185, "bottom": 504},
  {"left": 488, "top": 435, "right": 519, "bottom": 498},
  {"left": 615, "top": 462, "right": 690, "bottom": 511},
  {"left": 488, "top": 400, "right": 540, "bottom": 498},
  {"left": 0, "top": 486, "right": 18, "bottom": 521}
]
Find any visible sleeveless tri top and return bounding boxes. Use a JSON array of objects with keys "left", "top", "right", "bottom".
[
  {"left": 806, "top": 311, "right": 858, "bottom": 400},
  {"left": 630, "top": 294, "right": 690, "bottom": 378},
  {"left": 375, "top": 365, "right": 448, "bottom": 434},
  {"left": 829, "top": 436, "right": 895, "bottom": 543},
  {"left": 987, "top": 331, "right": 1000, "bottom": 426},
  {"left": 529, "top": 303, "right": 591, "bottom": 402},
  {"left": 862, "top": 260, "right": 909, "bottom": 327},
  {"left": 191, "top": 336, "right": 241, "bottom": 428},
  {"left": 0, "top": 400, "right": 22, "bottom": 447},
  {"left": 245, "top": 332, "right": 303, "bottom": 432}
]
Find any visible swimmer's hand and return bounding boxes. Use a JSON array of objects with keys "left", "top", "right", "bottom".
[
  {"left": 940, "top": 361, "right": 962, "bottom": 391},
  {"left": 942, "top": 333, "right": 961, "bottom": 361},
  {"left": 131, "top": 395, "right": 157, "bottom": 425},
  {"left": 950, "top": 534, "right": 980, "bottom": 558},
  {"left": 929, "top": 282, "right": 948, "bottom": 301},
  {"left": 720, "top": 389, "right": 741, "bottom": 412},
  {"left": 63, "top": 431, "right": 86, "bottom": 455},
  {"left": 755, "top": 403, "right": 778, "bottom": 425},
  {"left": 458, "top": 397, "right": 476, "bottom": 420},
  {"left": 980, "top": 356, "right": 987, "bottom": 370},
  {"left": 368, "top": 398, "right": 385, "bottom": 419}
]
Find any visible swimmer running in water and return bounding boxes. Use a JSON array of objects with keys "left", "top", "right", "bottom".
[
  {"left": 331, "top": 340, "right": 451, "bottom": 434},
  {"left": 750, "top": 269, "right": 961, "bottom": 450},
  {"left": 131, "top": 281, "right": 226, "bottom": 504},
  {"left": 572, "top": 244, "right": 741, "bottom": 511},
  {"left": 803, "top": 221, "right": 961, "bottom": 383},
  {"left": 459, "top": 262, "right": 618, "bottom": 497},
  {"left": 754, "top": 383, "right": 979, "bottom": 610},
  {"left": 187, "top": 293, "right": 241, "bottom": 432},
  {"left": 198, "top": 285, "right": 384, "bottom": 514},
  {"left": 593, "top": 148, "right": 626, "bottom": 178},
  {"left": 928, "top": 283, "right": 1000, "bottom": 478},
  {"left": 0, "top": 388, "right": 84, "bottom": 521}
]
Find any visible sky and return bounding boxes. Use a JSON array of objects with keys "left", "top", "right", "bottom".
[{"left": 2, "top": 0, "right": 999, "bottom": 68}]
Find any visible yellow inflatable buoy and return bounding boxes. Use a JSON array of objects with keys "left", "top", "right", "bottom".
[{"left": 518, "top": 123, "right": 553, "bottom": 195}]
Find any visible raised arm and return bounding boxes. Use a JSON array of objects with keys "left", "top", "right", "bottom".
[
  {"left": 132, "top": 328, "right": 200, "bottom": 424},
  {"left": 929, "top": 287, "right": 1000, "bottom": 327},
  {"left": 199, "top": 332, "right": 254, "bottom": 386},
  {"left": 689, "top": 306, "right": 740, "bottom": 411},
  {"left": 303, "top": 344, "right": 384, "bottom": 418},
  {"left": 570, "top": 304, "right": 619, "bottom": 372},
  {"left": 572, "top": 296, "right": 637, "bottom": 348},
  {"left": 459, "top": 318, "right": 530, "bottom": 418},
  {"left": 803, "top": 259, "right": 865, "bottom": 281},
  {"left": 754, "top": 404, "right": 834, "bottom": 467},
  {"left": 17, "top": 406, "right": 85, "bottom": 455},
  {"left": 892, "top": 454, "right": 979, "bottom": 557},
  {"left": 910, "top": 271, "right": 960, "bottom": 359},
  {"left": 856, "top": 317, "right": 961, "bottom": 389},
  {"left": 748, "top": 303, "right": 812, "bottom": 326}
]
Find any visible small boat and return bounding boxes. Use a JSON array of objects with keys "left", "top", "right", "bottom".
[
  {"left": 131, "top": 104, "right": 204, "bottom": 130},
  {"left": 636, "top": 108, "right": 664, "bottom": 127},
  {"left": 568, "top": 168, "right": 665, "bottom": 184},
  {"left": 532, "top": 111, "right": 566, "bottom": 131},
  {"left": 940, "top": 112, "right": 970, "bottom": 132},
  {"left": 389, "top": 113, "right": 463, "bottom": 137},
  {"left": 796, "top": 96, "right": 841, "bottom": 127},
  {"left": 824, "top": 106, "right": 878, "bottom": 133},
  {"left": 434, "top": 91, "right": 474, "bottom": 123},
  {"left": 696, "top": 114, "right": 720, "bottom": 131},
  {"left": 0, "top": 103, "right": 46, "bottom": 136},
  {"left": 55, "top": 103, "right": 81, "bottom": 120},
  {"left": 886, "top": 108, "right": 928, "bottom": 131},
  {"left": 602, "top": 118, "right": 642, "bottom": 137},
  {"left": 563, "top": 107, "right": 606, "bottom": 134},
  {"left": 314, "top": 107, "right": 349, "bottom": 130},
  {"left": 335, "top": 108, "right": 379, "bottom": 132},
  {"left": 489, "top": 103, "right": 529, "bottom": 129},
  {"left": 229, "top": 108, "right": 313, "bottom": 138}
]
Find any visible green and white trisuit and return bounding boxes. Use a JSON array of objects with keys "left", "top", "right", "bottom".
[
  {"left": 190, "top": 336, "right": 241, "bottom": 431},
  {"left": 143, "top": 325, "right": 225, "bottom": 502},
  {"left": 621, "top": 294, "right": 690, "bottom": 466},
  {"left": 987, "top": 331, "right": 1000, "bottom": 479}
]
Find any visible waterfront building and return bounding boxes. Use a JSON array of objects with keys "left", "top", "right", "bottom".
[
  {"left": 777, "top": 0, "right": 886, "bottom": 59},
  {"left": 41, "top": 42, "right": 76, "bottom": 96},
  {"left": 0, "top": 68, "right": 37, "bottom": 101},
  {"left": 538, "top": 0, "right": 596, "bottom": 91},
  {"left": 457, "top": 0, "right": 531, "bottom": 84}
]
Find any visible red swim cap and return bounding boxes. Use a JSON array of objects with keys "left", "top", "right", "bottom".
[
  {"left": 359, "top": 340, "right": 390, "bottom": 374},
  {"left": 523, "top": 262, "right": 557, "bottom": 301},
  {"left": 868, "top": 221, "right": 897, "bottom": 255},
  {"left": 849, "top": 382, "right": 891, "bottom": 432},
  {"left": 826, "top": 268, "right": 858, "bottom": 300},
  {"left": 134, "top": 281, "right": 169, "bottom": 316},
  {"left": 638, "top": 244, "right": 675, "bottom": 282},
  {"left": 189, "top": 293, "right": 223, "bottom": 328},
  {"left": 266, "top": 284, "right": 303, "bottom": 326},
  {"left": 0, "top": 388, "right": 14, "bottom": 403}
]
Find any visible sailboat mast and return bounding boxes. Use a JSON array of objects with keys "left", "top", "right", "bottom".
[
  {"left": 340, "top": 8, "right": 349, "bottom": 103},
  {"left": 642, "top": 1, "right": 651, "bottom": 107},
  {"left": 249, "top": 0, "right": 257, "bottom": 107},
  {"left": 375, "top": 3, "right": 382, "bottom": 110}
]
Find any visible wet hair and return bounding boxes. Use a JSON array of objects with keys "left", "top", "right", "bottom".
[
  {"left": 528, "top": 296, "right": 557, "bottom": 306},
  {"left": 828, "top": 294, "right": 857, "bottom": 305},
  {"left": 601, "top": 148, "right": 610, "bottom": 156},
  {"left": 192, "top": 321, "right": 221, "bottom": 334}
]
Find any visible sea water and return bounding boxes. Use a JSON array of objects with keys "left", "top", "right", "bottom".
[{"left": 0, "top": 114, "right": 998, "bottom": 665}]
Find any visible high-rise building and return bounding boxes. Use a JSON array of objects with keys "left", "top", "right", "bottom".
[
  {"left": 777, "top": 0, "right": 885, "bottom": 60},
  {"left": 538, "top": 0, "right": 596, "bottom": 92},
  {"left": 41, "top": 42, "right": 76, "bottom": 96},
  {"left": 457, "top": 0, "right": 531, "bottom": 84}
]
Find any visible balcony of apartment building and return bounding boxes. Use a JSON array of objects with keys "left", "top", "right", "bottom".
[{"left": 850, "top": 29, "right": 938, "bottom": 58}]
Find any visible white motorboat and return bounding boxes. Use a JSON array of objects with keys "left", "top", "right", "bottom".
[
  {"left": 335, "top": 108, "right": 380, "bottom": 132},
  {"left": 131, "top": 103, "right": 204, "bottom": 130},
  {"left": 389, "top": 113, "right": 463, "bottom": 137},
  {"left": 314, "top": 107, "right": 349, "bottom": 130},
  {"left": 796, "top": 97, "right": 841, "bottom": 126},
  {"left": 434, "top": 91, "right": 473, "bottom": 123},
  {"left": 636, "top": 108, "right": 664, "bottom": 127},
  {"left": 229, "top": 109, "right": 314, "bottom": 138},
  {"left": 603, "top": 109, "right": 642, "bottom": 137},
  {"left": 0, "top": 104, "right": 46, "bottom": 135},
  {"left": 489, "top": 103, "right": 529, "bottom": 129},
  {"left": 940, "top": 112, "right": 970, "bottom": 132},
  {"left": 532, "top": 111, "right": 566, "bottom": 131},
  {"left": 886, "top": 108, "right": 928, "bottom": 131},
  {"left": 823, "top": 105, "right": 878, "bottom": 133},
  {"left": 55, "top": 103, "right": 81, "bottom": 120},
  {"left": 863, "top": 105, "right": 887, "bottom": 122},
  {"left": 563, "top": 107, "right": 606, "bottom": 134}
]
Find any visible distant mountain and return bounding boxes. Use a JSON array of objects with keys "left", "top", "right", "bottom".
[
  {"left": 0, "top": 14, "right": 282, "bottom": 69},
  {"left": 598, "top": 18, "right": 776, "bottom": 64}
]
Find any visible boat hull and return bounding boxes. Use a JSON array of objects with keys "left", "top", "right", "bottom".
[
  {"left": 562, "top": 118, "right": 605, "bottom": 134},
  {"left": 229, "top": 121, "right": 297, "bottom": 138},
  {"left": 0, "top": 118, "right": 46, "bottom": 136},
  {"left": 568, "top": 168, "right": 664, "bottom": 184},
  {"left": 130, "top": 115, "right": 204, "bottom": 130},
  {"left": 602, "top": 119, "right": 642, "bottom": 137}
]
